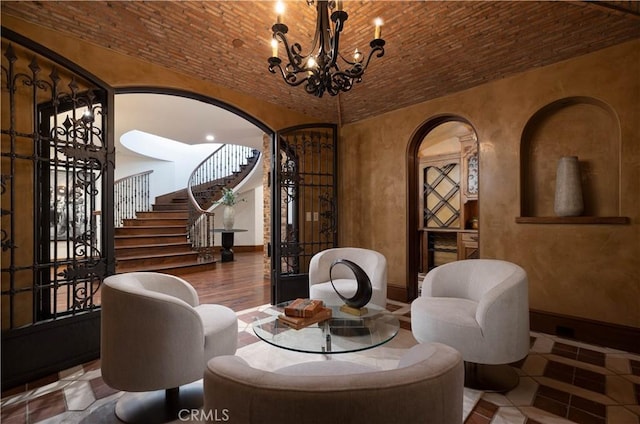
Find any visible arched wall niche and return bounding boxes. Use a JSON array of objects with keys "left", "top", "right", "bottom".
[{"left": 520, "top": 96, "right": 621, "bottom": 218}]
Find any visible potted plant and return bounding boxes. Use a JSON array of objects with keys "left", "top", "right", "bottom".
[
  {"left": 219, "top": 187, "right": 240, "bottom": 206},
  {"left": 218, "top": 188, "right": 243, "bottom": 230}
]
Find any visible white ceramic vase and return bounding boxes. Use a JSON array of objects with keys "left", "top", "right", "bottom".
[
  {"left": 554, "top": 156, "right": 583, "bottom": 217},
  {"left": 223, "top": 205, "right": 235, "bottom": 230}
]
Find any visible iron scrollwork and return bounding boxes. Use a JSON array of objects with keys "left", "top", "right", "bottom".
[
  {"left": 1, "top": 40, "right": 110, "bottom": 323},
  {"left": 58, "top": 258, "right": 106, "bottom": 310},
  {"left": 279, "top": 151, "right": 302, "bottom": 203},
  {"left": 319, "top": 191, "right": 337, "bottom": 237}
]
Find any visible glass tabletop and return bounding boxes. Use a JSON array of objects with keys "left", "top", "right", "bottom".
[{"left": 252, "top": 302, "right": 400, "bottom": 354}]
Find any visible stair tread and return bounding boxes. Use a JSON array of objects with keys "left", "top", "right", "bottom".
[
  {"left": 126, "top": 217, "right": 188, "bottom": 220},
  {"left": 115, "top": 233, "right": 187, "bottom": 238},
  {"left": 116, "top": 259, "right": 216, "bottom": 274},
  {"left": 135, "top": 216, "right": 189, "bottom": 219},
  {"left": 122, "top": 221, "right": 187, "bottom": 226},
  {"left": 116, "top": 242, "right": 192, "bottom": 249},
  {"left": 117, "top": 251, "right": 200, "bottom": 261},
  {"left": 116, "top": 225, "right": 186, "bottom": 229},
  {"left": 140, "top": 210, "right": 189, "bottom": 213}
]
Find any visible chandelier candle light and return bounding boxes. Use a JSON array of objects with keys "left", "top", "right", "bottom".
[{"left": 268, "top": 0, "right": 385, "bottom": 97}]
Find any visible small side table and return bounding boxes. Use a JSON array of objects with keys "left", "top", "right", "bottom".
[{"left": 212, "top": 229, "right": 247, "bottom": 262}]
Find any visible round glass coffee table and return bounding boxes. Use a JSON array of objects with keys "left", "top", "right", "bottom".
[{"left": 252, "top": 302, "right": 400, "bottom": 354}]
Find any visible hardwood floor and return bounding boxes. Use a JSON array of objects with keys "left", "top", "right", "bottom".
[
  {"left": 174, "top": 251, "right": 271, "bottom": 311},
  {"left": 51, "top": 251, "right": 270, "bottom": 315}
]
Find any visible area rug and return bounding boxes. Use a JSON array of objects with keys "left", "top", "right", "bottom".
[{"left": 3, "top": 301, "right": 638, "bottom": 424}]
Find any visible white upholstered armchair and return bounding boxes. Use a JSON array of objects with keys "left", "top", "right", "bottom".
[
  {"left": 308, "top": 247, "right": 388, "bottom": 308},
  {"left": 411, "top": 259, "right": 529, "bottom": 392},
  {"left": 101, "top": 272, "right": 238, "bottom": 423}
]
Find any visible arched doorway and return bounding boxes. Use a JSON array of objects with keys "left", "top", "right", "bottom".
[
  {"left": 406, "top": 116, "right": 479, "bottom": 300},
  {"left": 112, "top": 89, "right": 271, "bottom": 272}
]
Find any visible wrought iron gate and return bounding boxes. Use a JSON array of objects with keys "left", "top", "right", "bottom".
[
  {"left": 1, "top": 29, "right": 114, "bottom": 389},
  {"left": 271, "top": 124, "right": 337, "bottom": 304}
]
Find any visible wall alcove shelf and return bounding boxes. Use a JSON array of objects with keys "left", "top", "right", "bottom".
[
  {"left": 519, "top": 97, "right": 625, "bottom": 223},
  {"left": 515, "top": 216, "right": 630, "bottom": 225}
]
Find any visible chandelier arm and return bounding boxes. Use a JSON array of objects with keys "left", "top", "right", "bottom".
[
  {"left": 274, "top": 32, "right": 303, "bottom": 70},
  {"left": 333, "top": 43, "right": 384, "bottom": 79},
  {"left": 269, "top": 58, "right": 312, "bottom": 88},
  {"left": 335, "top": 54, "right": 364, "bottom": 79},
  {"left": 360, "top": 43, "right": 385, "bottom": 72},
  {"left": 337, "top": 51, "right": 357, "bottom": 67},
  {"left": 286, "top": 76, "right": 312, "bottom": 88}
]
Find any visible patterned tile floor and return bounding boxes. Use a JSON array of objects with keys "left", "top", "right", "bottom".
[{"left": 2, "top": 300, "right": 639, "bottom": 423}]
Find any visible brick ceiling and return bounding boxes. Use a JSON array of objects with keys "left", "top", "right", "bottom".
[{"left": 2, "top": 1, "right": 639, "bottom": 124}]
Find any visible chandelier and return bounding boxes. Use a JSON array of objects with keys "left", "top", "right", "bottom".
[{"left": 268, "top": 0, "right": 385, "bottom": 98}]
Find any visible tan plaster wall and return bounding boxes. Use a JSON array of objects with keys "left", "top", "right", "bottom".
[
  {"left": 4, "top": 16, "right": 638, "bottom": 328},
  {"left": 340, "top": 39, "right": 640, "bottom": 328}
]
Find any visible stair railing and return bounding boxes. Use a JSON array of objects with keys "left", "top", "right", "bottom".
[
  {"left": 186, "top": 144, "right": 260, "bottom": 256},
  {"left": 114, "top": 170, "right": 153, "bottom": 226}
]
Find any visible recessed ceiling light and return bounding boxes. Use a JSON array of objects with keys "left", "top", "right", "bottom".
[{"left": 206, "top": 134, "right": 215, "bottom": 142}]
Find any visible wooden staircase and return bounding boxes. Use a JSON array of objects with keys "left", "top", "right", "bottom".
[
  {"left": 114, "top": 145, "right": 260, "bottom": 275},
  {"left": 115, "top": 195, "right": 216, "bottom": 275}
]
